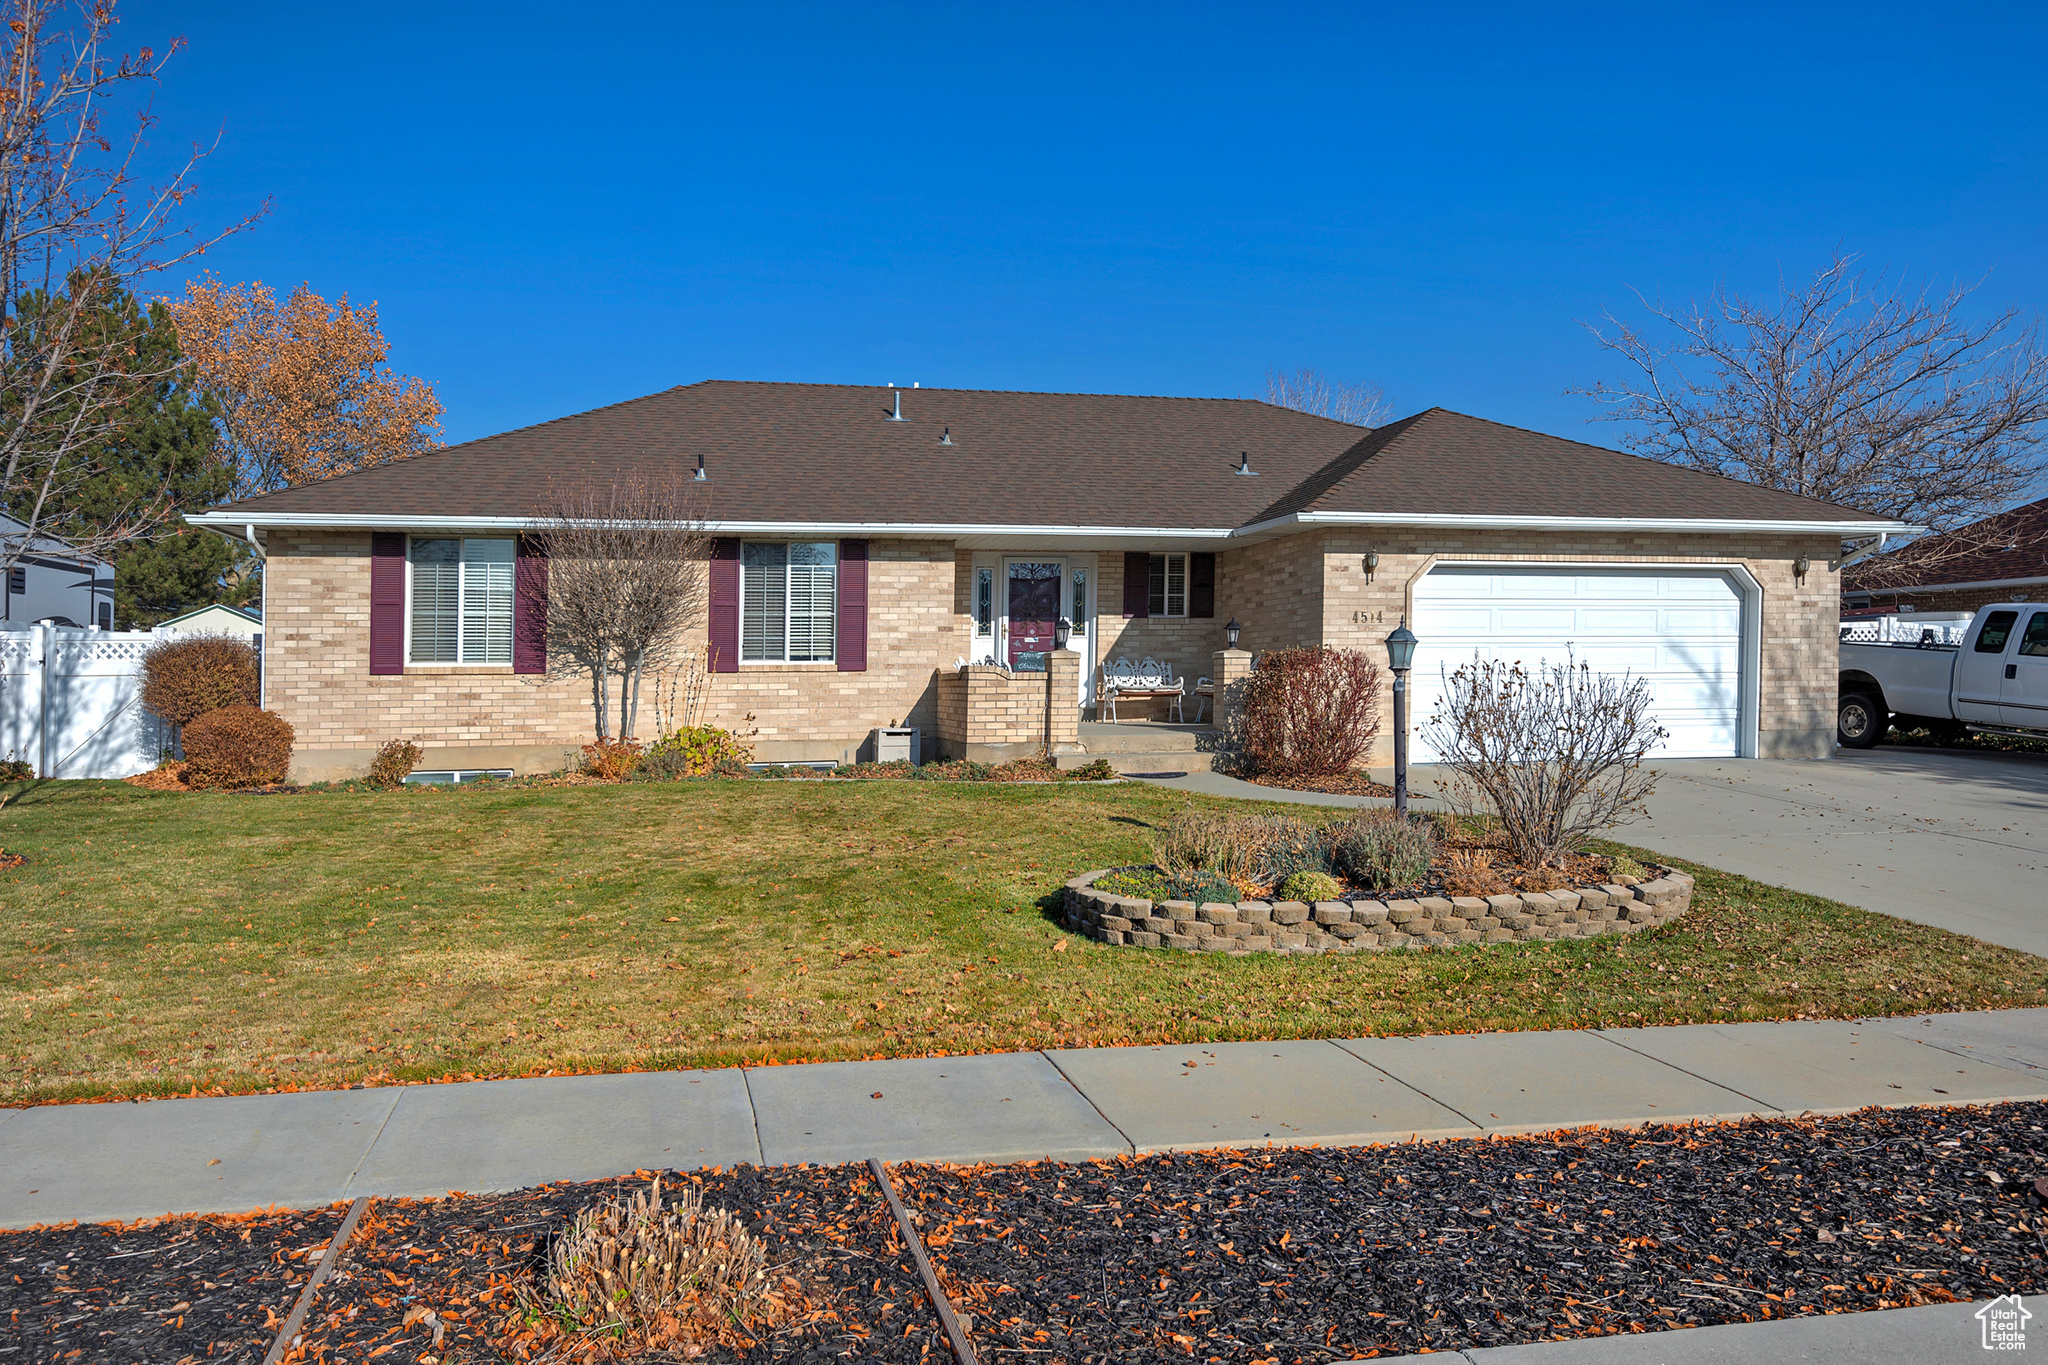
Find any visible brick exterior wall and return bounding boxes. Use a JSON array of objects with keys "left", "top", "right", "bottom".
[
  {"left": 266, "top": 531, "right": 967, "bottom": 780},
  {"left": 1861, "top": 585, "right": 2039, "bottom": 616},
  {"left": 264, "top": 525, "right": 1841, "bottom": 778},
  {"left": 933, "top": 655, "right": 1081, "bottom": 760}
]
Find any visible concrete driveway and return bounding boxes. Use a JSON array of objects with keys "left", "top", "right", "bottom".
[
  {"left": 1632, "top": 747, "right": 2048, "bottom": 957},
  {"left": 1137, "top": 746, "right": 2048, "bottom": 957}
]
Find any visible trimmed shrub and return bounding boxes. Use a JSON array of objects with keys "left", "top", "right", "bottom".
[
  {"left": 182, "top": 706, "right": 294, "bottom": 787},
  {"left": 583, "top": 737, "right": 646, "bottom": 781},
  {"left": 1330, "top": 810, "right": 1437, "bottom": 890},
  {"left": 1237, "top": 646, "right": 1382, "bottom": 778},
  {"left": 1277, "top": 869, "right": 1342, "bottom": 902},
  {"left": 141, "top": 634, "right": 260, "bottom": 730},
  {"left": 367, "top": 739, "right": 423, "bottom": 789}
]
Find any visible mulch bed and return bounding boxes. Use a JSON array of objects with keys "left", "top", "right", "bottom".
[
  {"left": 6, "top": 1103, "right": 2045, "bottom": 1362},
  {"left": 1240, "top": 771, "right": 1396, "bottom": 798},
  {"left": 0, "top": 1203, "right": 350, "bottom": 1363}
]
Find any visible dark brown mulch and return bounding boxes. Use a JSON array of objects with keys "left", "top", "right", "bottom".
[
  {"left": 0, "top": 1203, "right": 349, "bottom": 1363},
  {"left": 1240, "top": 771, "right": 1397, "bottom": 798},
  {"left": 7, "top": 1104, "right": 2045, "bottom": 1362},
  {"left": 281, "top": 1164, "right": 933, "bottom": 1364},
  {"left": 902, "top": 1104, "right": 2048, "bottom": 1361}
]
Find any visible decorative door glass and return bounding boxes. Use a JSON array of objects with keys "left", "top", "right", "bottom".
[{"left": 1007, "top": 562, "right": 1062, "bottom": 671}]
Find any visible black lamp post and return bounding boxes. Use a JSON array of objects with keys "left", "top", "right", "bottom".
[
  {"left": 1046, "top": 617, "right": 1072, "bottom": 757},
  {"left": 1384, "top": 617, "right": 1418, "bottom": 819}
]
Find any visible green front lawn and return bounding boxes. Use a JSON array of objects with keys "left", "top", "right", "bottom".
[{"left": 2, "top": 778, "right": 2042, "bottom": 1104}]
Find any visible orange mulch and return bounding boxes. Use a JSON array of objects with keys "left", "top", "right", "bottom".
[
  {"left": 122, "top": 763, "right": 194, "bottom": 792},
  {"left": 1241, "top": 770, "right": 1396, "bottom": 797}
]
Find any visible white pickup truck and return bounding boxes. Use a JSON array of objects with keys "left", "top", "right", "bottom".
[{"left": 1837, "top": 602, "right": 2048, "bottom": 747}]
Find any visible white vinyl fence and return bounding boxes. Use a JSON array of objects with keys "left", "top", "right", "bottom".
[{"left": 0, "top": 624, "right": 248, "bottom": 779}]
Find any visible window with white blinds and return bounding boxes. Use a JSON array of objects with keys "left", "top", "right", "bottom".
[
  {"left": 409, "top": 537, "right": 514, "bottom": 663},
  {"left": 741, "top": 542, "right": 836, "bottom": 662}
]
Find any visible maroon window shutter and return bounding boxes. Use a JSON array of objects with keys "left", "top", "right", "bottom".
[
  {"left": 514, "top": 535, "right": 548, "bottom": 674},
  {"left": 837, "top": 539, "right": 869, "bottom": 672},
  {"left": 708, "top": 537, "right": 740, "bottom": 672},
  {"left": 1189, "top": 552, "right": 1216, "bottom": 618},
  {"left": 1121, "top": 551, "right": 1150, "bottom": 618},
  {"left": 369, "top": 532, "right": 406, "bottom": 675}
]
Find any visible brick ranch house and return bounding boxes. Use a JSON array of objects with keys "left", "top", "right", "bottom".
[{"left": 185, "top": 381, "right": 1904, "bottom": 782}]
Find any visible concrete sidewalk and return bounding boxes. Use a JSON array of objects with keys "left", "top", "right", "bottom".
[
  {"left": 5, "top": 1008, "right": 2045, "bottom": 1228},
  {"left": 1364, "top": 1295, "right": 2025, "bottom": 1364}
]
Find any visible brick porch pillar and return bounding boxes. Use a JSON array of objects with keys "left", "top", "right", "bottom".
[
  {"left": 1211, "top": 648, "right": 1253, "bottom": 737},
  {"left": 1049, "top": 650, "right": 1081, "bottom": 752}
]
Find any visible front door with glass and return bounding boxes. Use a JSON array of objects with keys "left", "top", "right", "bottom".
[{"left": 1006, "top": 562, "right": 1062, "bottom": 671}]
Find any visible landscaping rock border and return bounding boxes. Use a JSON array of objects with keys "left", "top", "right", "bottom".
[{"left": 1060, "top": 866, "right": 1696, "bottom": 954}]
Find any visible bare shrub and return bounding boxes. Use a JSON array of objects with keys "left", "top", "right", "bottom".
[
  {"left": 518, "top": 1177, "right": 790, "bottom": 1359},
  {"left": 1442, "top": 847, "right": 1509, "bottom": 898},
  {"left": 1329, "top": 810, "right": 1436, "bottom": 890},
  {"left": 367, "top": 740, "right": 422, "bottom": 789},
  {"left": 1237, "top": 646, "right": 1382, "bottom": 778},
  {"left": 1424, "top": 655, "right": 1666, "bottom": 869},
  {"left": 140, "top": 635, "right": 259, "bottom": 729},
  {"left": 533, "top": 476, "right": 709, "bottom": 742},
  {"left": 181, "top": 705, "right": 293, "bottom": 787}
]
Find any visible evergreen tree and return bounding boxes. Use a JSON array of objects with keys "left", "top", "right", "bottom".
[{"left": 7, "top": 284, "right": 256, "bottom": 628}]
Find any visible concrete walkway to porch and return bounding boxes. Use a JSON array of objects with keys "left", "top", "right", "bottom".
[{"left": 5, "top": 1008, "right": 2045, "bottom": 1229}]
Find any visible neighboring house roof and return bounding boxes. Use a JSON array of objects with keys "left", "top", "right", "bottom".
[
  {"left": 1845, "top": 494, "right": 2048, "bottom": 593},
  {"left": 157, "top": 604, "right": 263, "bottom": 631},
  {"left": 186, "top": 380, "right": 1901, "bottom": 538}
]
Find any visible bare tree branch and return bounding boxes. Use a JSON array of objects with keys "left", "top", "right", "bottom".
[
  {"left": 1263, "top": 367, "right": 1389, "bottom": 427},
  {"left": 1575, "top": 253, "right": 2048, "bottom": 560},
  {"left": 529, "top": 477, "right": 709, "bottom": 741},
  {"left": 0, "top": 0, "right": 257, "bottom": 576}
]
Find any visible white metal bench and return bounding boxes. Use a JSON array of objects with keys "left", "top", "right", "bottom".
[{"left": 1100, "top": 657, "right": 1189, "bottom": 722}]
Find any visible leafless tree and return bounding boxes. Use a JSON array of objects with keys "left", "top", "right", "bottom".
[
  {"left": 1576, "top": 253, "right": 2048, "bottom": 583},
  {"left": 0, "top": 1, "right": 253, "bottom": 576},
  {"left": 529, "top": 476, "right": 709, "bottom": 741},
  {"left": 1263, "top": 367, "right": 1389, "bottom": 427},
  {"left": 1423, "top": 654, "right": 1667, "bottom": 869}
]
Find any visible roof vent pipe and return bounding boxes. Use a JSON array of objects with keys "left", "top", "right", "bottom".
[
  {"left": 939, "top": 427, "right": 954, "bottom": 445},
  {"left": 1235, "top": 451, "right": 1258, "bottom": 476},
  {"left": 888, "top": 389, "right": 905, "bottom": 422},
  {"left": 694, "top": 454, "right": 709, "bottom": 482}
]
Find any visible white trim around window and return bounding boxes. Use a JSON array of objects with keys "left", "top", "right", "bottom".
[
  {"left": 740, "top": 540, "right": 838, "bottom": 664},
  {"left": 406, "top": 535, "right": 515, "bottom": 665}
]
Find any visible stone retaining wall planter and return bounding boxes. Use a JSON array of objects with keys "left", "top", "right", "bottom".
[{"left": 1060, "top": 866, "right": 1695, "bottom": 954}]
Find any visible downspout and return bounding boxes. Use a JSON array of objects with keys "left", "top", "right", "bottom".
[{"left": 251, "top": 526, "right": 267, "bottom": 710}]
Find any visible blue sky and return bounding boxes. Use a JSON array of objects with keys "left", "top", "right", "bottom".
[{"left": 123, "top": 1, "right": 2047, "bottom": 446}]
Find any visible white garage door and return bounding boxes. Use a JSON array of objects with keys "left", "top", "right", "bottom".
[{"left": 1410, "top": 567, "right": 1747, "bottom": 760}]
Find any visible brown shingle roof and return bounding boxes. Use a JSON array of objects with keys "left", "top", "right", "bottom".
[
  {"left": 198, "top": 381, "right": 1890, "bottom": 530},
  {"left": 1253, "top": 407, "right": 1887, "bottom": 524},
  {"left": 1845, "top": 494, "right": 2048, "bottom": 589}
]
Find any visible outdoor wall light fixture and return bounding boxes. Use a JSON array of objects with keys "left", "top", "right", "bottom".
[
  {"left": 1053, "top": 616, "right": 1072, "bottom": 650},
  {"left": 1225, "top": 617, "right": 1242, "bottom": 649},
  {"left": 1794, "top": 554, "right": 1811, "bottom": 583},
  {"left": 1363, "top": 551, "right": 1380, "bottom": 582}
]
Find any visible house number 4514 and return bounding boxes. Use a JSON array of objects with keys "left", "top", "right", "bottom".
[{"left": 1352, "top": 610, "right": 1385, "bottom": 624}]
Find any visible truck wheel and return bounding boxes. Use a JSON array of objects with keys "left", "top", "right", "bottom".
[{"left": 1838, "top": 693, "right": 1888, "bottom": 749}]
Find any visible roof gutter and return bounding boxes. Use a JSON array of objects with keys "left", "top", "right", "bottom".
[{"left": 186, "top": 509, "right": 1920, "bottom": 539}]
